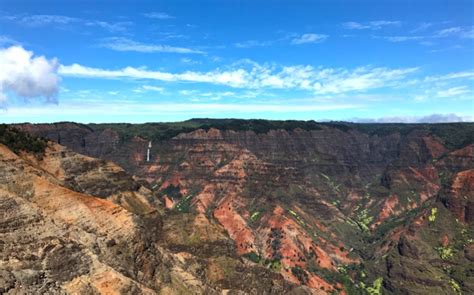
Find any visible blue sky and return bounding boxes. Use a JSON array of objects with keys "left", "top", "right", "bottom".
[{"left": 0, "top": 0, "right": 473, "bottom": 123}]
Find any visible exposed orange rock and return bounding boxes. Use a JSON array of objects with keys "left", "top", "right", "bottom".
[
  {"left": 214, "top": 195, "right": 257, "bottom": 255},
  {"left": 446, "top": 169, "right": 474, "bottom": 223},
  {"left": 373, "top": 193, "right": 400, "bottom": 228}
]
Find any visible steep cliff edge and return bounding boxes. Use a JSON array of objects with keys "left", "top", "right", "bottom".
[{"left": 14, "top": 120, "right": 474, "bottom": 294}]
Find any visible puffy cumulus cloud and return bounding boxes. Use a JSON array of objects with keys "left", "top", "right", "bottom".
[{"left": 0, "top": 46, "right": 60, "bottom": 103}]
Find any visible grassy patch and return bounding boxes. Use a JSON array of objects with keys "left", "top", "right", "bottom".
[
  {"left": 355, "top": 209, "right": 373, "bottom": 232},
  {"left": 450, "top": 279, "right": 462, "bottom": 295},
  {"left": 435, "top": 245, "right": 454, "bottom": 260},
  {"left": 428, "top": 207, "right": 438, "bottom": 222},
  {"left": 175, "top": 194, "right": 195, "bottom": 213},
  {"left": 365, "top": 277, "right": 383, "bottom": 295},
  {"left": 249, "top": 209, "right": 264, "bottom": 223}
]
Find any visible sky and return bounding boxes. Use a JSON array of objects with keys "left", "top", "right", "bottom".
[{"left": 0, "top": 0, "right": 473, "bottom": 123}]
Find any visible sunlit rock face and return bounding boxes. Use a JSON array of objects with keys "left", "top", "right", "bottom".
[{"left": 13, "top": 121, "right": 474, "bottom": 294}]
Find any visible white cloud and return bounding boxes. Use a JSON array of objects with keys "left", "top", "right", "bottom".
[
  {"left": 377, "top": 35, "right": 425, "bottom": 43},
  {"left": 234, "top": 40, "right": 274, "bottom": 48},
  {"left": 18, "top": 14, "right": 79, "bottom": 26},
  {"left": 0, "top": 35, "right": 19, "bottom": 46},
  {"left": 180, "top": 57, "right": 201, "bottom": 65},
  {"left": 410, "top": 22, "right": 433, "bottom": 33},
  {"left": 142, "top": 85, "right": 164, "bottom": 92},
  {"left": 0, "top": 46, "right": 60, "bottom": 103},
  {"left": 435, "top": 26, "right": 474, "bottom": 39},
  {"left": 85, "top": 21, "right": 131, "bottom": 32},
  {"left": 180, "top": 90, "right": 237, "bottom": 101},
  {"left": 436, "top": 86, "right": 470, "bottom": 98},
  {"left": 343, "top": 20, "right": 401, "bottom": 30},
  {"left": 99, "top": 37, "right": 204, "bottom": 54},
  {"left": 291, "top": 33, "right": 328, "bottom": 44},
  {"left": 143, "top": 12, "right": 174, "bottom": 19},
  {"left": 424, "top": 71, "right": 474, "bottom": 82},
  {"left": 350, "top": 113, "right": 473, "bottom": 123},
  {"left": 436, "top": 27, "right": 462, "bottom": 37},
  {"left": 59, "top": 61, "right": 418, "bottom": 95},
  {"left": 2, "top": 13, "right": 132, "bottom": 32}
]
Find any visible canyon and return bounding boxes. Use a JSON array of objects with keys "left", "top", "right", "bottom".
[{"left": 1, "top": 120, "right": 473, "bottom": 294}]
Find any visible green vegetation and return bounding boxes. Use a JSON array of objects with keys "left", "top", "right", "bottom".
[
  {"left": 287, "top": 209, "right": 307, "bottom": 227},
  {"left": 0, "top": 124, "right": 47, "bottom": 154},
  {"left": 428, "top": 207, "right": 438, "bottom": 222},
  {"left": 90, "top": 119, "right": 325, "bottom": 141},
  {"left": 435, "top": 245, "right": 454, "bottom": 260},
  {"left": 355, "top": 209, "right": 374, "bottom": 232},
  {"left": 291, "top": 266, "right": 309, "bottom": 284},
  {"left": 365, "top": 277, "right": 383, "bottom": 295},
  {"left": 268, "top": 259, "right": 282, "bottom": 271},
  {"left": 87, "top": 120, "right": 474, "bottom": 150},
  {"left": 244, "top": 251, "right": 261, "bottom": 263},
  {"left": 175, "top": 194, "right": 195, "bottom": 213},
  {"left": 450, "top": 279, "right": 462, "bottom": 295},
  {"left": 350, "top": 122, "right": 474, "bottom": 149},
  {"left": 249, "top": 209, "right": 264, "bottom": 223}
]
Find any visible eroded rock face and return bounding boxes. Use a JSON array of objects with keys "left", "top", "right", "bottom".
[
  {"left": 15, "top": 122, "right": 474, "bottom": 294},
  {"left": 444, "top": 169, "right": 474, "bottom": 223},
  {"left": 0, "top": 135, "right": 296, "bottom": 294}
]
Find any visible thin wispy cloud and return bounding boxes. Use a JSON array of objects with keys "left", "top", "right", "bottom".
[
  {"left": 2, "top": 13, "right": 132, "bottom": 32},
  {"left": 435, "top": 26, "right": 474, "bottom": 39},
  {"left": 409, "top": 22, "right": 433, "bottom": 33},
  {"left": 374, "top": 25, "right": 473, "bottom": 46},
  {"left": 436, "top": 85, "right": 470, "bottom": 98},
  {"left": 16, "top": 14, "right": 79, "bottom": 26},
  {"left": 234, "top": 40, "right": 274, "bottom": 48},
  {"left": 180, "top": 57, "right": 201, "bottom": 65},
  {"left": 235, "top": 33, "right": 328, "bottom": 48},
  {"left": 143, "top": 12, "right": 174, "bottom": 19},
  {"left": 86, "top": 21, "right": 132, "bottom": 33},
  {"left": 180, "top": 90, "right": 237, "bottom": 101},
  {"left": 59, "top": 61, "right": 418, "bottom": 95},
  {"left": 343, "top": 20, "right": 401, "bottom": 30},
  {"left": 374, "top": 35, "right": 425, "bottom": 43},
  {"left": 142, "top": 85, "right": 165, "bottom": 92},
  {"left": 0, "top": 35, "right": 18, "bottom": 46},
  {"left": 350, "top": 113, "right": 473, "bottom": 123},
  {"left": 291, "top": 33, "right": 328, "bottom": 44},
  {"left": 99, "top": 37, "right": 205, "bottom": 54},
  {"left": 424, "top": 71, "right": 474, "bottom": 82}
]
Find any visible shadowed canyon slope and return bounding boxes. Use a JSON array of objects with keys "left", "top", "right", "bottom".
[{"left": 2, "top": 120, "right": 473, "bottom": 294}]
